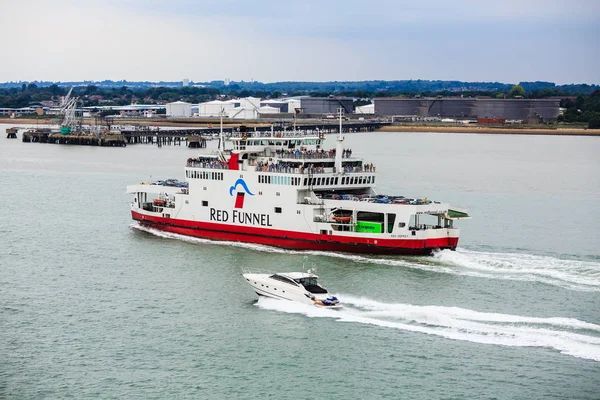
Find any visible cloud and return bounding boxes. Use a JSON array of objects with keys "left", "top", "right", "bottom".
[{"left": 0, "top": 0, "right": 598, "bottom": 84}]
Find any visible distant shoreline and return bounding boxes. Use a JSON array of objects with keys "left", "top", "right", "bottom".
[
  {"left": 377, "top": 125, "right": 599, "bottom": 136},
  {"left": 2, "top": 118, "right": 598, "bottom": 136},
  {"left": 379, "top": 125, "right": 600, "bottom": 136}
]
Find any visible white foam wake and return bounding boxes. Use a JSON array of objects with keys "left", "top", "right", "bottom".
[
  {"left": 131, "top": 224, "right": 600, "bottom": 291},
  {"left": 256, "top": 295, "right": 600, "bottom": 362},
  {"left": 435, "top": 248, "right": 600, "bottom": 292}
]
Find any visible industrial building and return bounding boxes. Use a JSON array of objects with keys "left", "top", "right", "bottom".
[
  {"left": 166, "top": 101, "right": 192, "bottom": 117},
  {"left": 355, "top": 104, "right": 375, "bottom": 114},
  {"left": 374, "top": 98, "right": 560, "bottom": 121},
  {"left": 194, "top": 96, "right": 354, "bottom": 120},
  {"left": 299, "top": 97, "right": 353, "bottom": 115},
  {"left": 197, "top": 97, "right": 262, "bottom": 119},
  {"left": 259, "top": 99, "right": 302, "bottom": 114}
]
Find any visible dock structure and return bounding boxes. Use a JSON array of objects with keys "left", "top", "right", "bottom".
[
  {"left": 6, "top": 127, "right": 18, "bottom": 139},
  {"left": 16, "top": 121, "right": 388, "bottom": 147}
]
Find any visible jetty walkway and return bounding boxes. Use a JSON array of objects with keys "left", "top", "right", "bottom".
[{"left": 14, "top": 121, "right": 388, "bottom": 147}]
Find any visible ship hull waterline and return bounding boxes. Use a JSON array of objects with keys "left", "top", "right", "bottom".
[{"left": 132, "top": 211, "right": 458, "bottom": 256}]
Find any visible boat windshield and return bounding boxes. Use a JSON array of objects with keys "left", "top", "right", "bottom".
[{"left": 296, "top": 277, "right": 328, "bottom": 294}]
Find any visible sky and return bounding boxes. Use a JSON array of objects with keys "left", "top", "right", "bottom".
[{"left": 0, "top": 0, "right": 598, "bottom": 84}]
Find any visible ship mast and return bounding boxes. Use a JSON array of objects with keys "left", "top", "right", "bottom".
[
  {"left": 218, "top": 107, "right": 225, "bottom": 152},
  {"left": 335, "top": 107, "right": 344, "bottom": 173}
]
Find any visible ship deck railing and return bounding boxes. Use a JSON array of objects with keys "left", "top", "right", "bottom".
[
  {"left": 269, "top": 152, "right": 354, "bottom": 160},
  {"left": 410, "top": 224, "right": 445, "bottom": 231},
  {"left": 231, "top": 131, "right": 318, "bottom": 139},
  {"left": 253, "top": 165, "right": 376, "bottom": 174},
  {"left": 186, "top": 161, "right": 229, "bottom": 169}
]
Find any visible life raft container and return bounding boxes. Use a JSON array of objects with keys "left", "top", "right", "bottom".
[{"left": 332, "top": 216, "right": 352, "bottom": 223}]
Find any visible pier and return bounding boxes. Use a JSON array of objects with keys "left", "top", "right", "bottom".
[{"left": 14, "top": 121, "right": 388, "bottom": 147}]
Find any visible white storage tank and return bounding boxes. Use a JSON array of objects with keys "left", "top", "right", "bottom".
[{"left": 166, "top": 101, "right": 192, "bottom": 117}]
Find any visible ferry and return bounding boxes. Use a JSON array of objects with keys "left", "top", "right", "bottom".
[{"left": 126, "top": 112, "right": 470, "bottom": 255}]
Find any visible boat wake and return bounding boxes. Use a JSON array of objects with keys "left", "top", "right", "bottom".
[
  {"left": 131, "top": 224, "right": 600, "bottom": 292},
  {"left": 256, "top": 295, "right": 600, "bottom": 362},
  {"left": 434, "top": 248, "right": 600, "bottom": 292}
]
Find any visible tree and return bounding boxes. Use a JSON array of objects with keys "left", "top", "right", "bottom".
[
  {"left": 509, "top": 85, "right": 525, "bottom": 98},
  {"left": 589, "top": 118, "right": 600, "bottom": 129},
  {"left": 84, "top": 85, "right": 98, "bottom": 95},
  {"left": 563, "top": 108, "right": 579, "bottom": 123}
]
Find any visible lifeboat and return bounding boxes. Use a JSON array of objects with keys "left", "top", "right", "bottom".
[
  {"left": 332, "top": 215, "right": 352, "bottom": 223},
  {"left": 153, "top": 199, "right": 166, "bottom": 206}
]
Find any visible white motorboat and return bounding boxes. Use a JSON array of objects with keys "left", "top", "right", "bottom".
[{"left": 242, "top": 268, "right": 340, "bottom": 308}]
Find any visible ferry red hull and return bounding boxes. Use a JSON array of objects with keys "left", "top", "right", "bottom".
[{"left": 132, "top": 211, "right": 458, "bottom": 255}]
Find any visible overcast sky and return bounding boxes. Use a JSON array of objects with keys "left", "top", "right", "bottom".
[{"left": 1, "top": 0, "right": 598, "bottom": 84}]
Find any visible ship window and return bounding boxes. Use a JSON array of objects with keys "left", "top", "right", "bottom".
[
  {"left": 334, "top": 177, "right": 338, "bottom": 185},
  {"left": 275, "top": 207, "right": 282, "bottom": 213},
  {"left": 303, "top": 178, "right": 307, "bottom": 186},
  {"left": 317, "top": 178, "right": 321, "bottom": 185},
  {"left": 276, "top": 192, "right": 280, "bottom": 196},
  {"left": 398, "top": 222, "right": 406, "bottom": 228},
  {"left": 202, "top": 201, "right": 208, "bottom": 207},
  {"left": 387, "top": 213, "right": 396, "bottom": 233}
]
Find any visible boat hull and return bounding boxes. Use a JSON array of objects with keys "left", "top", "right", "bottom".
[{"left": 132, "top": 211, "right": 458, "bottom": 255}]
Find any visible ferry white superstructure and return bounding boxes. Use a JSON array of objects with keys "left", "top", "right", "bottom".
[{"left": 127, "top": 113, "right": 470, "bottom": 255}]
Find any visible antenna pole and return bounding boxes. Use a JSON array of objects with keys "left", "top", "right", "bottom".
[
  {"left": 218, "top": 108, "right": 224, "bottom": 152},
  {"left": 334, "top": 107, "right": 344, "bottom": 174}
]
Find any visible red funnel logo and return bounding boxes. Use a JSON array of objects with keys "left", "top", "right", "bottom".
[
  {"left": 235, "top": 192, "right": 245, "bottom": 209},
  {"left": 230, "top": 178, "right": 254, "bottom": 209}
]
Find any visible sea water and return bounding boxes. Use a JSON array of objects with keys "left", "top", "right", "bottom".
[{"left": 1, "top": 124, "right": 599, "bottom": 399}]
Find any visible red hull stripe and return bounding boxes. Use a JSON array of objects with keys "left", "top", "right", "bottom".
[{"left": 131, "top": 211, "right": 459, "bottom": 255}]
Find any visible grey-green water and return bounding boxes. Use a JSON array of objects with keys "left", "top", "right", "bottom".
[{"left": 1, "top": 125, "right": 599, "bottom": 399}]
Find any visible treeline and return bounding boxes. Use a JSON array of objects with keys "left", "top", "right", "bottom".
[
  {"left": 1, "top": 81, "right": 599, "bottom": 128},
  {"left": 1, "top": 82, "right": 598, "bottom": 109},
  {"left": 0, "top": 84, "right": 220, "bottom": 108},
  {"left": 558, "top": 91, "right": 600, "bottom": 128}
]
